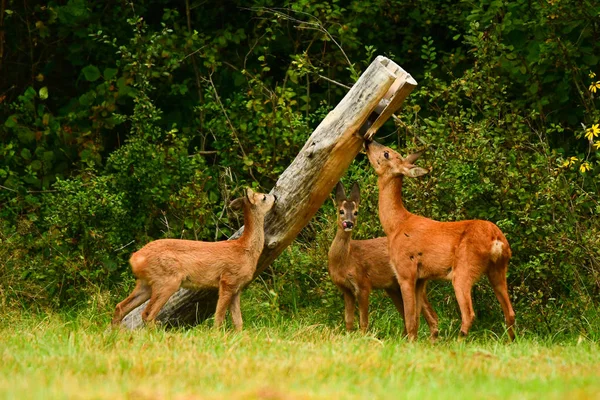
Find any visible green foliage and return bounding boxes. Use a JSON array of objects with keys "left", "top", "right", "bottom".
[{"left": 0, "top": 0, "right": 598, "bottom": 335}]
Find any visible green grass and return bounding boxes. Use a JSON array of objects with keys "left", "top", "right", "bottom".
[{"left": 1, "top": 307, "right": 599, "bottom": 400}]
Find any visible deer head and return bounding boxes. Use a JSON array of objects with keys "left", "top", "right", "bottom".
[
  {"left": 334, "top": 182, "right": 360, "bottom": 232},
  {"left": 230, "top": 188, "right": 277, "bottom": 215},
  {"left": 364, "top": 140, "right": 429, "bottom": 178}
]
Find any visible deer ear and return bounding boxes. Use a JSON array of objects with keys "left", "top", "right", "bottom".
[
  {"left": 349, "top": 182, "right": 360, "bottom": 205},
  {"left": 406, "top": 166, "right": 430, "bottom": 178},
  {"left": 229, "top": 197, "right": 245, "bottom": 211},
  {"left": 405, "top": 151, "right": 423, "bottom": 164},
  {"left": 246, "top": 188, "right": 257, "bottom": 204},
  {"left": 334, "top": 182, "right": 346, "bottom": 204}
]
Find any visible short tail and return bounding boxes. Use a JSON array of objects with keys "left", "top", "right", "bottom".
[
  {"left": 129, "top": 252, "right": 147, "bottom": 277},
  {"left": 490, "top": 240, "right": 504, "bottom": 263}
]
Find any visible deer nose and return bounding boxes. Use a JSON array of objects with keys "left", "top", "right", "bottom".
[{"left": 344, "top": 221, "right": 354, "bottom": 229}]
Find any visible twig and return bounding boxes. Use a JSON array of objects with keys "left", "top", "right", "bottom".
[
  {"left": 250, "top": 7, "right": 355, "bottom": 72},
  {"left": 0, "top": 185, "right": 16, "bottom": 192},
  {"left": 203, "top": 72, "right": 244, "bottom": 156},
  {"left": 317, "top": 74, "right": 351, "bottom": 90},
  {"left": 0, "top": 184, "right": 58, "bottom": 194},
  {"left": 114, "top": 240, "right": 135, "bottom": 252},
  {"left": 23, "top": 0, "right": 35, "bottom": 86},
  {"left": 160, "top": 210, "right": 170, "bottom": 235},
  {"left": 185, "top": 0, "right": 205, "bottom": 135},
  {"left": 182, "top": 45, "right": 207, "bottom": 61},
  {"left": 188, "top": 150, "right": 217, "bottom": 156},
  {"left": 244, "top": 32, "right": 268, "bottom": 71},
  {"left": 0, "top": 0, "right": 6, "bottom": 70},
  {"left": 203, "top": 71, "right": 258, "bottom": 182},
  {"left": 1, "top": 85, "right": 15, "bottom": 98}
]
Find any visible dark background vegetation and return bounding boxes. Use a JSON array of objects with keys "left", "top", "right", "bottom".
[{"left": 1, "top": 0, "right": 598, "bottom": 337}]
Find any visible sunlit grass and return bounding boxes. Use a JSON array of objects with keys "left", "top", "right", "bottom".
[{"left": 1, "top": 307, "right": 598, "bottom": 400}]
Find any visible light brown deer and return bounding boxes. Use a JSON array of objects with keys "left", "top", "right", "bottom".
[
  {"left": 328, "top": 181, "right": 439, "bottom": 338},
  {"left": 111, "top": 188, "right": 276, "bottom": 330},
  {"left": 364, "top": 140, "right": 515, "bottom": 341}
]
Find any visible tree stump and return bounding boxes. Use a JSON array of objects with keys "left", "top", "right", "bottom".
[{"left": 121, "top": 56, "right": 417, "bottom": 329}]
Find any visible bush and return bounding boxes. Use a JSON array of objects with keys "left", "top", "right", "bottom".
[{"left": 1, "top": 1, "right": 598, "bottom": 335}]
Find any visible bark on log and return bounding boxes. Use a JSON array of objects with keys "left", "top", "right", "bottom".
[{"left": 121, "top": 56, "right": 417, "bottom": 329}]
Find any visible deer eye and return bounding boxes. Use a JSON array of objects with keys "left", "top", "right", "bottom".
[
  {"left": 262, "top": 195, "right": 266, "bottom": 201},
  {"left": 339, "top": 210, "right": 344, "bottom": 215},
  {"left": 353, "top": 211, "right": 358, "bottom": 216},
  {"left": 384, "top": 152, "right": 389, "bottom": 159}
]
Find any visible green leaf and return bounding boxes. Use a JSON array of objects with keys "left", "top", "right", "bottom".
[
  {"left": 82, "top": 65, "right": 101, "bottom": 82},
  {"left": 21, "top": 148, "right": 32, "bottom": 160},
  {"left": 529, "top": 82, "right": 539, "bottom": 95},
  {"left": 42, "top": 151, "right": 55, "bottom": 163},
  {"left": 79, "top": 91, "right": 96, "bottom": 106},
  {"left": 17, "top": 129, "right": 35, "bottom": 144},
  {"left": 103, "top": 68, "right": 118, "bottom": 80},
  {"left": 39, "top": 86, "right": 49, "bottom": 100},
  {"left": 30, "top": 160, "right": 43, "bottom": 170},
  {"left": 4, "top": 114, "right": 18, "bottom": 128}
]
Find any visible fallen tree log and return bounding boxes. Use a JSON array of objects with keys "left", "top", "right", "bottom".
[{"left": 121, "top": 56, "right": 417, "bottom": 329}]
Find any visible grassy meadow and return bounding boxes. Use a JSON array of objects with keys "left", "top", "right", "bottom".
[{"left": 1, "top": 295, "right": 599, "bottom": 400}]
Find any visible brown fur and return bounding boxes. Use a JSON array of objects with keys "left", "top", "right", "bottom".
[
  {"left": 328, "top": 182, "right": 439, "bottom": 338},
  {"left": 111, "top": 188, "right": 276, "bottom": 330},
  {"left": 365, "top": 141, "right": 516, "bottom": 341}
]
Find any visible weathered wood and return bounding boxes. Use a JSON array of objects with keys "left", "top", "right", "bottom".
[
  {"left": 364, "top": 64, "right": 417, "bottom": 141},
  {"left": 121, "top": 56, "right": 417, "bottom": 329}
]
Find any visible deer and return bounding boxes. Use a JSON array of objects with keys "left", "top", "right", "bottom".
[
  {"left": 328, "top": 181, "right": 439, "bottom": 339},
  {"left": 364, "top": 140, "right": 515, "bottom": 341},
  {"left": 111, "top": 188, "right": 276, "bottom": 331}
]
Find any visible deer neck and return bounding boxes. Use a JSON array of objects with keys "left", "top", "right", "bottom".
[
  {"left": 328, "top": 227, "right": 352, "bottom": 268},
  {"left": 238, "top": 205, "right": 265, "bottom": 257},
  {"left": 378, "top": 174, "right": 410, "bottom": 235}
]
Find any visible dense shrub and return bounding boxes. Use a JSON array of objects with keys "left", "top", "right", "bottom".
[{"left": 1, "top": 0, "right": 598, "bottom": 334}]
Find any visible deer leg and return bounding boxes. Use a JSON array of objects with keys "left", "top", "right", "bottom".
[
  {"left": 452, "top": 270, "right": 476, "bottom": 338},
  {"left": 214, "top": 278, "right": 236, "bottom": 329},
  {"left": 398, "top": 278, "right": 418, "bottom": 341},
  {"left": 487, "top": 264, "right": 516, "bottom": 341},
  {"left": 141, "top": 279, "right": 180, "bottom": 324},
  {"left": 229, "top": 290, "right": 243, "bottom": 331},
  {"left": 419, "top": 281, "right": 439, "bottom": 340},
  {"left": 112, "top": 280, "right": 151, "bottom": 326},
  {"left": 357, "top": 286, "right": 371, "bottom": 333},
  {"left": 385, "top": 288, "right": 405, "bottom": 316},
  {"left": 414, "top": 279, "right": 427, "bottom": 334},
  {"left": 385, "top": 288, "right": 407, "bottom": 336},
  {"left": 341, "top": 287, "right": 356, "bottom": 331}
]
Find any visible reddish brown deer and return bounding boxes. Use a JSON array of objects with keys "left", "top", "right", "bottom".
[
  {"left": 328, "top": 182, "right": 439, "bottom": 338},
  {"left": 111, "top": 188, "right": 276, "bottom": 330},
  {"left": 364, "top": 140, "right": 515, "bottom": 341}
]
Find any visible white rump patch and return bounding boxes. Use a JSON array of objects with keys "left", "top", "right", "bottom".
[{"left": 490, "top": 240, "right": 504, "bottom": 262}]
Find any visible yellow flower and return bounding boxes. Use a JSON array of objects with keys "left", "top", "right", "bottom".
[
  {"left": 590, "top": 71, "right": 597, "bottom": 79},
  {"left": 585, "top": 124, "right": 600, "bottom": 141},
  {"left": 594, "top": 141, "right": 600, "bottom": 150},
  {"left": 579, "top": 162, "right": 591, "bottom": 173},
  {"left": 562, "top": 156, "right": 579, "bottom": 167},
  {"left": 589, "top": 82, "right": 600, "bottom": 93}
]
